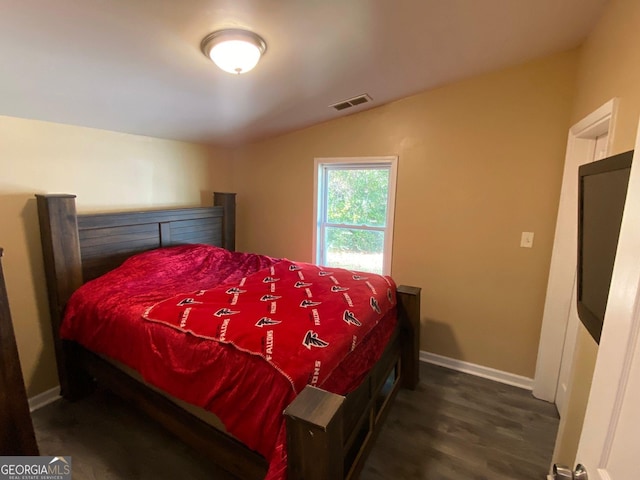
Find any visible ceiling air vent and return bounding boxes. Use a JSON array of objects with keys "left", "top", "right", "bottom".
[{"left": 329, "top": 94, "right": 372, "bottom": 111}]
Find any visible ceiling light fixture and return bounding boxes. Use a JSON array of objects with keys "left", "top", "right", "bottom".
[{"left": 200, "top": 29, "right": 267, "bottom": 75}]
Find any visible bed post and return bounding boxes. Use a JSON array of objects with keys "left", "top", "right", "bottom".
[
  {"left": 396, "top": 285, "right": 421, "bottom": 389},
  {"left": 213, "top": 192, "right": 236, "bottom": 251},
  {"left": 284, "top": 385, "right": 345, "bottom": 480},
  {"left": 36, "top": 194, "right": 92, "bottom": 399}
]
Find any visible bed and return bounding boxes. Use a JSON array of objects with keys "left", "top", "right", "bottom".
[{"left": 35, "top": 192, "right": 421, "bottom": 480}]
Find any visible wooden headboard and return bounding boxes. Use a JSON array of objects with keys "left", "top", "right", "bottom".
[{"left": 35, "top": 192, "right": 236, "bottom": 394}]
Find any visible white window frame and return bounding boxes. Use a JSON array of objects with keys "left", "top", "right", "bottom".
[{"left": 313, "top": 156, "right": 398, "bottom": 275}]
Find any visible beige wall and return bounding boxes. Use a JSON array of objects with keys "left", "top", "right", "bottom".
[
  {"left": 552, "top": 0, "right": 640, "bottom": 468},
  {"left": 572, "top": 0, "right": 640, "bottom": 154},
  {"left": 230, "top": 50, "right": 579, "bottom": 378},
  {"left": 0, "top": 115, "right": 232, "bottom": 396}
]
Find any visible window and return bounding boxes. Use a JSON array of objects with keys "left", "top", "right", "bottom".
[{"left": 314, "top": 157, "right": 397, "bottom": 275}]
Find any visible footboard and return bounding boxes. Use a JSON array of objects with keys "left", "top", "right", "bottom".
[{"left": 284, "top": 285, "right": 421, "bottom": 480}]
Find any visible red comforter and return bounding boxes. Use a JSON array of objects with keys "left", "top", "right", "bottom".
[{"left": 60, "top": 244, "right": 398, "bottom": 479}]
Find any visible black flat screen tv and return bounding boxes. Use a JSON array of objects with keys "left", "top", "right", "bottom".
[{"left": 577, "top": 150, "right": 633, "bottom": 344}]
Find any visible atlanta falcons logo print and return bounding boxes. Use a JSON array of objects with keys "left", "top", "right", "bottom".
[
  {"left": 331, "top": 285, "right": 349, "bottom": 292},
  {"left": 213, "top": 308, "right": 240, "bottom": 317},
  {"left": 177, "top": 298, "right": 202, "bottom": 306},
  {"left": 370, "top": 297, "right": 382, "bottom": 314},
  {"left": 300, "top": 299, "right": 322, "bottom": 308},
  {"left": 226, "top": 287, "right": 246, "bottom": 294},
  {"left": 343, "top": 310, "right": 362, "bottom": 326},
  {"left": 302, "top": 330, "right": 329, "bottom": 349},
  {"left": 255, "top": 317, "right": 282, "bottom": 327},
  {"left": 143, "top": 255, "right": 401, "bottom": 395},
  {"left": 260, "top": 294, "right": 282, "bottom": 301}
]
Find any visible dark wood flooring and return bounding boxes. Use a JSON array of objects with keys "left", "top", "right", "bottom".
[
  {"left": 362, "top": 363, "right": 558, "bottom": 480},
  {"left": 31, "top": 362, "right": 558, "bottom": 479}
]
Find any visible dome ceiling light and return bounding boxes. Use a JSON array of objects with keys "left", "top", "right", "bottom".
[{"left": 201, "top": 29, "right": 267, "bottom": 75}]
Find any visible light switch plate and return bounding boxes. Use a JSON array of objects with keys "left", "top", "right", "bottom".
[{"left": 520, "top": 232, "right": 534, "bottom": 248}]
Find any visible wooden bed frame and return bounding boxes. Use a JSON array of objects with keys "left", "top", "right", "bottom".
[{"left": 35, "top": 192, "right": 421, "bottom": 480}]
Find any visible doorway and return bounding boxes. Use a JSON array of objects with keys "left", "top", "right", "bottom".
[{"left": 533, "top": 99, "right": 618, "bottom": 413}]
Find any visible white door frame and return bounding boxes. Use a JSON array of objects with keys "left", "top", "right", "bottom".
[
  {"left": 575, "top": 119, "right": 640, "bottom": 479},
  {"left": 533, "top": 99, "right": 618, "bottom": 406}
]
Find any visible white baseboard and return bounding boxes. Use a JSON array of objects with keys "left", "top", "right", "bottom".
[
  {"left": 420, "top": 351, "right": 534, "bottom": 391},
  {"left": 29, "top": 386, "right": 61, "bottom": 412},
  {"left": 27, "top": 354, "right": 531, "bottom": 411}
]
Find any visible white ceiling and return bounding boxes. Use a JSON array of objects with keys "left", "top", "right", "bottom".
[{"left": 0, "top": 0, "right": 608, "bottom": 146}]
